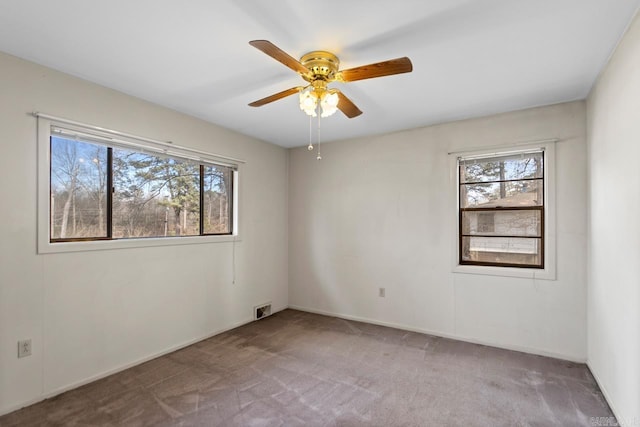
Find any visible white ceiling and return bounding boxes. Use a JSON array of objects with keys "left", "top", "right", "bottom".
[{"left": 1, "top": 1, "right": 638, "bottom": 148}]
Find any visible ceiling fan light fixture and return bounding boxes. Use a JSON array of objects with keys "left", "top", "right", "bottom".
[
  {"left": 320, "top": 91, "right": 339, "bottom": 118},
  {"left": 299, "top": 88, "right": 318, "bottom": 117}
]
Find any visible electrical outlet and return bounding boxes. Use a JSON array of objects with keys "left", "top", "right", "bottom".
[
  {"left": 379, "top": 288, "right": 386, "bottom": 297},
  {"left": 18, "top": 339, "right": 32, "bottom": 358}
]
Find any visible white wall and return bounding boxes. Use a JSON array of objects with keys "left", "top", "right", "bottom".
[
  {"left": 0, "top": 52, "right": 288, "bottom": 415},
  {"left": 289, "top": 101, "right": 588, "bottom": 361},
  {"left": 587, "top": 11, "right": 640, "bottom": 424}
]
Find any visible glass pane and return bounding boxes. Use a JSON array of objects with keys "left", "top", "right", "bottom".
[
  {"left": 462, "top": 210, "right": 541, "bottom": 237},
  {"left": 460, "top": 179, "right": 543, "bottom": 208},
  {"left": 50, "top": 137, "right": 108, "bottom": 240},
  {"left": 460, "top": 151, "right": 543, "bottom": 183},
  {"left": 461, "top": 236, "right": 542, "bottom": 266},
  {"left": 112, "top": 149, "right": 200, "bottom": 238},
  {"left": 203, "top": 165, "right": 232, "bottom": 234}
]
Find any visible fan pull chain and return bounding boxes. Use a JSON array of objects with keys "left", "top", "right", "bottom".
[
  {"left": 316, "top": 110, "right": 322, "bottom": 160},
  {"left": 307, "top": 114, "right": 313, "bottom": 151}
]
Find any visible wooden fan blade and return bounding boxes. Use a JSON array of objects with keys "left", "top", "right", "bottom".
[
  {"left": 249, "top": 87, "right": 303, "bottom": 107},
  {"left": 249, "top": 40, "right": 309, "bottom": 74},
  {"left": 338, "top": 57, "right": 413, "bottom": 82},
  {"left": 335, "top": 90, "right": 363, "bottom": 118}
]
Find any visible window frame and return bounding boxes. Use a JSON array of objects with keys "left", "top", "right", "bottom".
[
  {"left": 450, "top": 141, "right": 556, "bottom": 280},
  {"left": 38, "top": 118, "right": 241, "bottom": 254},
  {"left": 458, "top": 151, "right": 545, "bottom": 269}
]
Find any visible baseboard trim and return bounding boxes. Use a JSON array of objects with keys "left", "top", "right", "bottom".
[
  {"left": 586, "top": 361, "right": 624, "bottom": 425},
  {"left": 288, "top": 304, "right": 586, "bottom": 363},
  {"left": 0, "top": 310, "right": 284, "bottom": 417}
]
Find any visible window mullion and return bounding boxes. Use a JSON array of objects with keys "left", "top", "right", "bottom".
[
  {"left": 229, "top": 171, "right": 234, "bottom": 235},
  {"left": 461, "top": 206, "right": 544, "bottom": 212},
  {"left": 199, "top": 164, "right": 204, "bottom": 235},
  {"left": 107, "top": 147, "right": 113, "bottom": 239},
  {"left": 460, "top": 177, "right": 543, "bottom": 186}
]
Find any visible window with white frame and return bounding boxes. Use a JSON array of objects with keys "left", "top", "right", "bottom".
[
  {"left": 458, "top": 149, "right": 545, "bottom": 269},
  {"left": 38, "top": 116, "right": 240, "bottom": 252}
]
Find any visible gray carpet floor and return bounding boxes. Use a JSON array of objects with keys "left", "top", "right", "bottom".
[{"left": 0, "top": 309, "right": 614, "bottom": 426}]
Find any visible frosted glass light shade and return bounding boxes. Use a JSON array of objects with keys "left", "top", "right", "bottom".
[
  {"left": 320, "top": 91, "right": 339, "bottom": 118},
  {"left": 299, "top": 89, "right": 318, "bottom": 117}
]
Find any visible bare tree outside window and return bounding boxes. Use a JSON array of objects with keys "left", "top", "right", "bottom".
[
  {"left": 50, "top": 137, "right": 107, "bottom": 240},
  {"left": 112, "top": 150, "right": 200, "bottom": 238},
  {"left": 203, "top": 165, "right": 232, "bottom": 234},
  {"left": 49, "top": 135, "right": 234, "bottom": 243}
]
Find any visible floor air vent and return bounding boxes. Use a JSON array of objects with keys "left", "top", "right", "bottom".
[{"left": 254, "top": 303, "right": 272, "bottom": 320}]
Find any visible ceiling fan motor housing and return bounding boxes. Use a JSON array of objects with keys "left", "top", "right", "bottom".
[{"left": 300, "top": 51, "right": 340, "bottom": 82}]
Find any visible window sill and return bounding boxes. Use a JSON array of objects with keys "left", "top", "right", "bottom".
[
  {"left": 452, "top": 264, "right": 556, "bottom": 280},
  {"left": 38, "top": 234, "right": 240, "bottom": 255}
]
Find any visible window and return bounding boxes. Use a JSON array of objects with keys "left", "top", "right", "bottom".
[
  {"left": 50, "top": 138, "right": 109, "bottom": 240},
  {"left": 39, "top": 116, "right": 239, "bottom": 252},
  {"left": 458, "top": 149, "right": 544, "bottom": 268}
]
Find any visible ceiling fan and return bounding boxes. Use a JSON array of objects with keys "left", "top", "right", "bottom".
[{"left": 248, "top": 40, "right": 413, "bottom": 119}]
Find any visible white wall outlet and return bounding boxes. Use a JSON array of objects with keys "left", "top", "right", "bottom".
[
  {"left": 18, "top": 339, "right": 32, "bottom": 358},
  {"left": 379, "top": 288, "right": 386, "bottom": 297}
]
